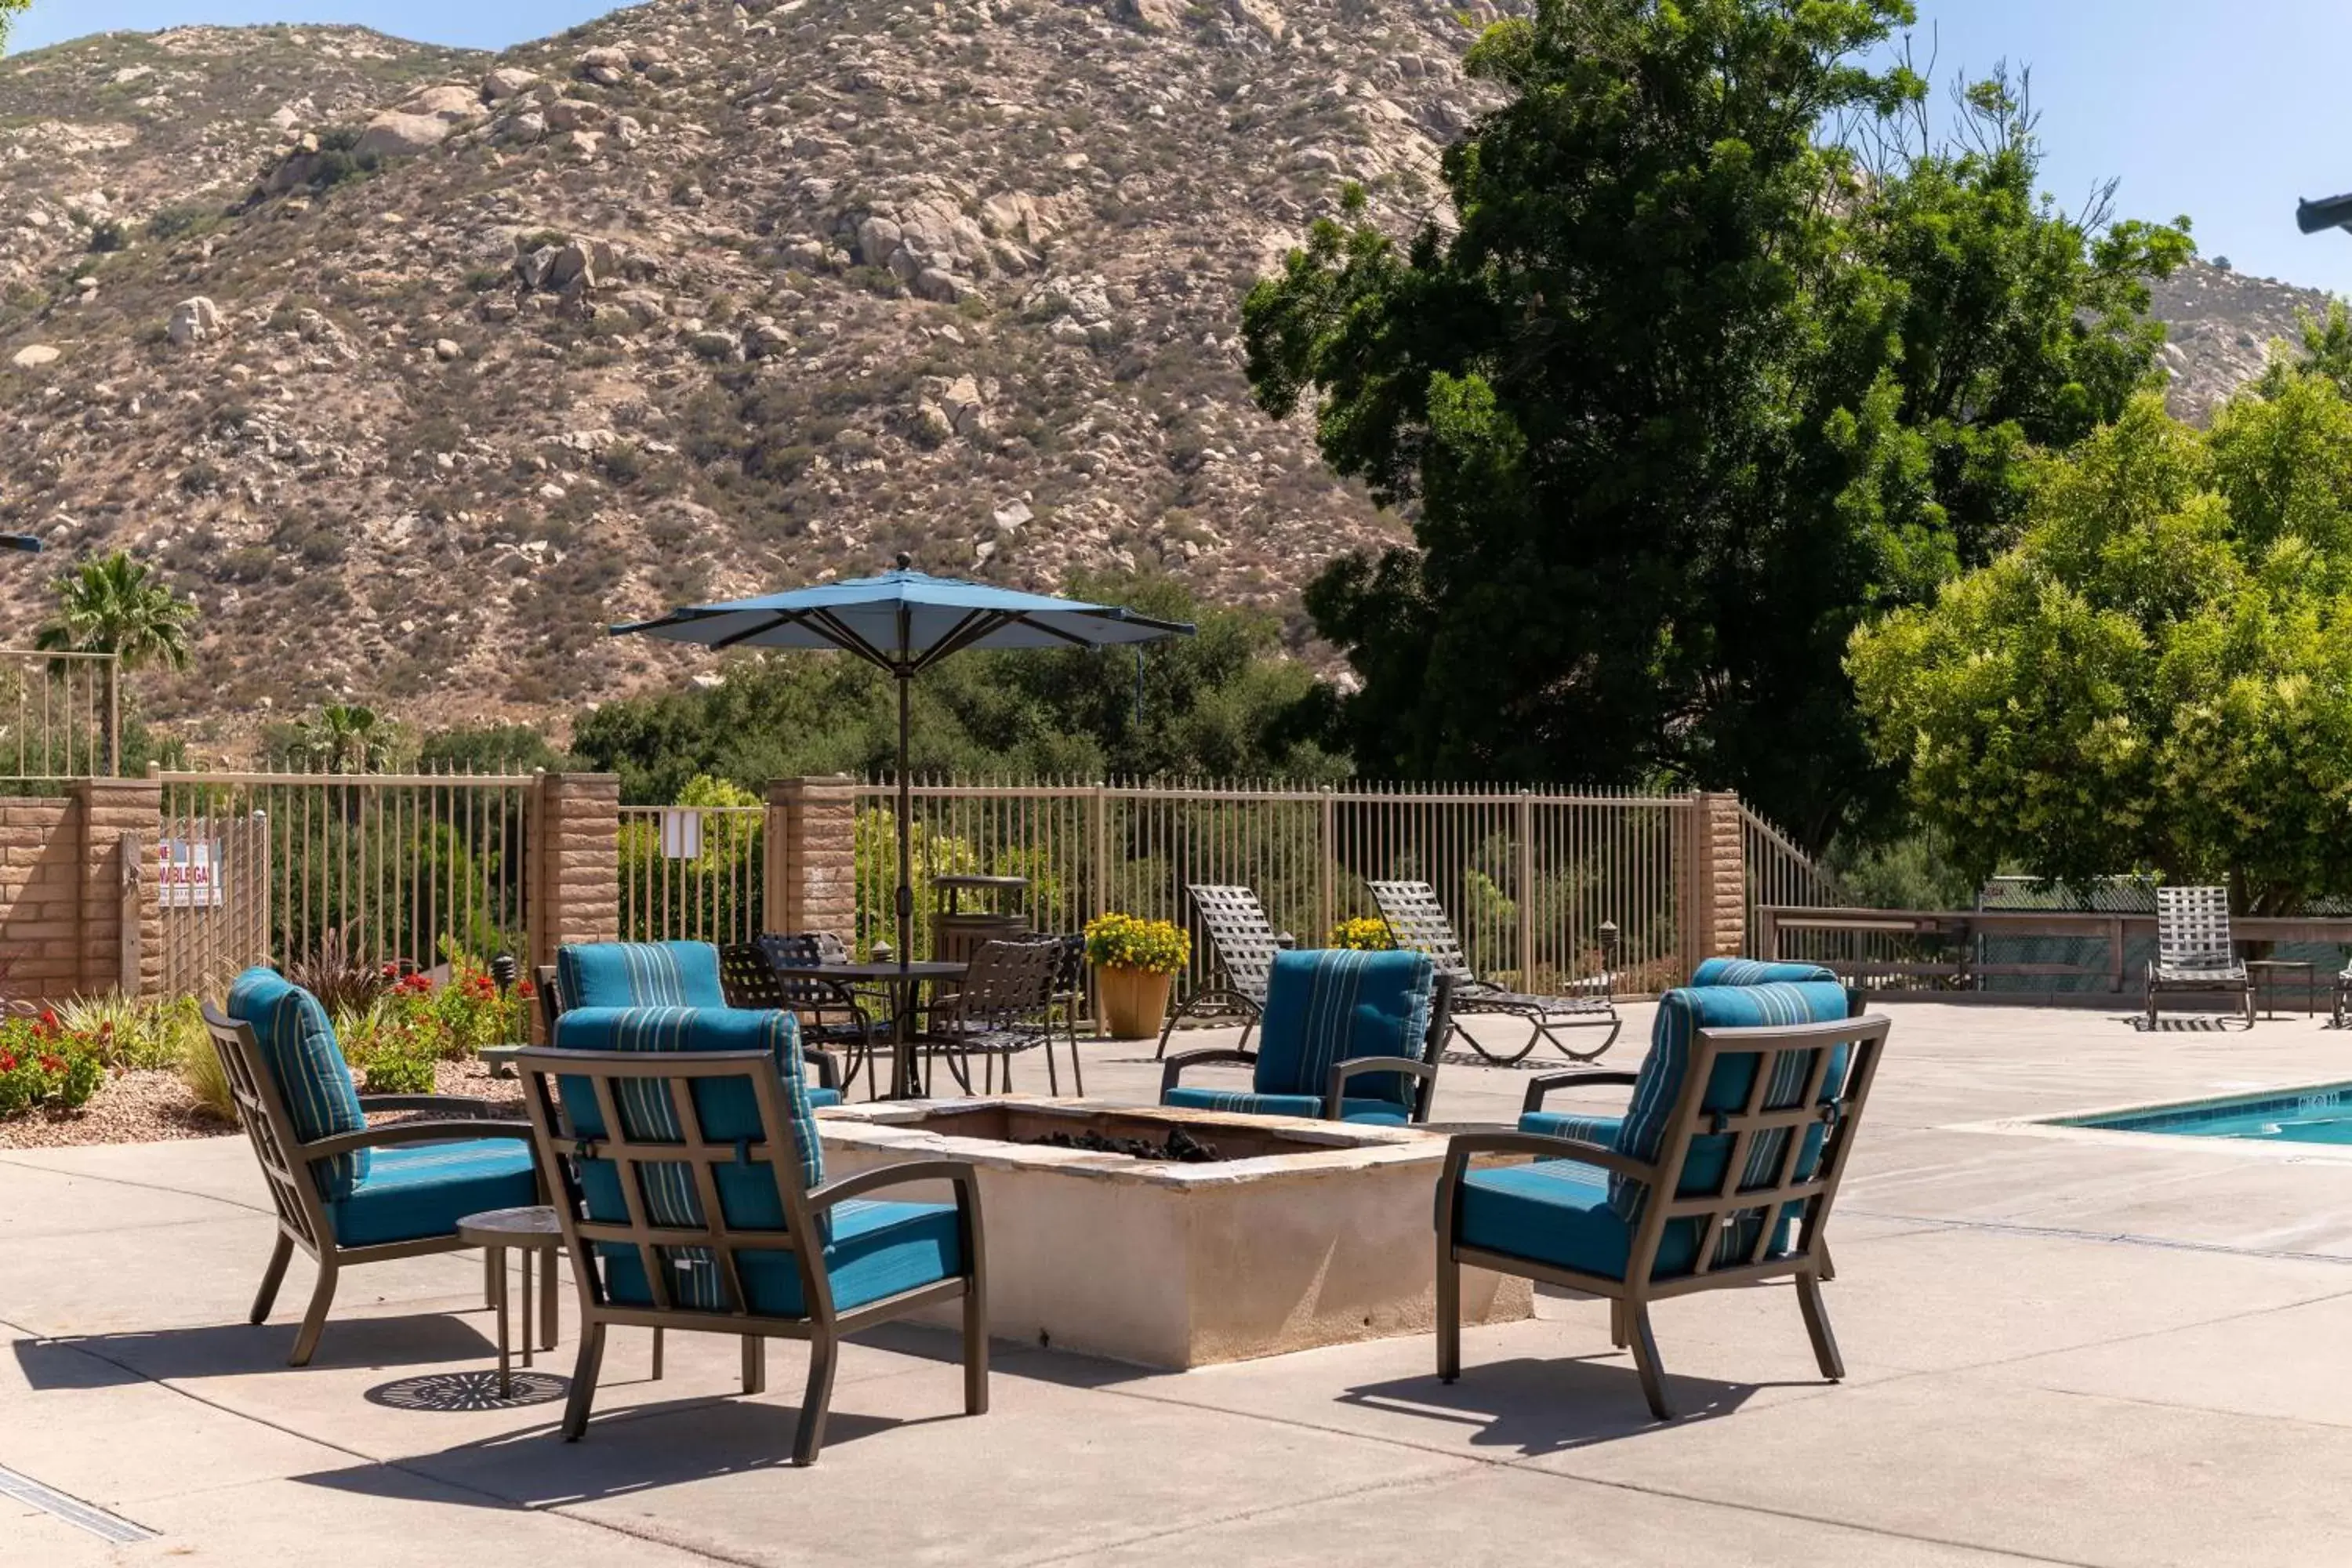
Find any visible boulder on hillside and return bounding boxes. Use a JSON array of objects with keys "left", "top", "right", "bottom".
[
  {"left": 576, "top": 46, "right": 630, "bottom": 85},
  {"left": 168, "top": 297, "right": 223, "bottom": 347},
  {"left": 401, "top": 84, "right": 485, "bottom": 123},
  {"left": 1113, "top": 0, "right": 1185, "bottom": 30},
  {"left": 481, "top": 67, "right": 540, "bottom": 100},
  {"left": 10, "top": 343, "right": 60, "bottom": 369},
  {"left": 354, "top": 112, "right": 454, "bottom": 159}
]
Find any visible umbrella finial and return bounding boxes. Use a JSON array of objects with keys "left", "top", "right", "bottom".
[{"left": 895, "top": 551, "right": 913, "bottom": 571}]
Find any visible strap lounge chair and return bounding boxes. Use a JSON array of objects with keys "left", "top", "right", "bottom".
[
  {"left": 521, "top": 1006, "right": 986, "bottom": 1465},
  {"left": 1152, "top": 884, "right": 1287, "bottom": 1061},
  {"left": 205, "top": 969, "right": 539, "bottom": 1367},
  {"left": 1367, "top": 879, "right": 1622, "bottom": 1065},
  {"left": 2147, "top": 885, "right": 2254, "bottom": 1029},
  {"left": 1160, "top": 949, "right": 1455, "bottom": 1124},
  {"left": 1435, "top": 974, "right": 1887, "bottom": 1419},
  {"left": 535, "top": 940, "right": 844, "bottom": 1105}
]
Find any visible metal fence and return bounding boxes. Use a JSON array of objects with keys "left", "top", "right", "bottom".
[
  {"left": 618, "top": 804, "right": 764, "bottom": 946},
  {"left": 1739, "top": 804, "right": 1874, "bottom": 967},
  {"left": 155, "top": 770, "right": 535, "bottom": 997},
  {"left": 847, "top": 779, "right": 1702, "bottom": 997},
  {"left": 0, "top": 649, "right": 120, "bottom": 782}
]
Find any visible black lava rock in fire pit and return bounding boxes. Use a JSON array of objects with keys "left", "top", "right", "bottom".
[{"left": 1026, "top": 1126, "right": 1221, "bottom": 1163}]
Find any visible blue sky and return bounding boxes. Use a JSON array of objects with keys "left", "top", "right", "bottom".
[{"left": 12, "top": 0, "right": 2352, "bottom": 296}]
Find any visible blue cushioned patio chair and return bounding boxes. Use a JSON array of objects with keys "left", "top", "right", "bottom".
[
  {"left": 519, "top": 1005, "right": 987, "bottom": 1465},
  {"left": 1436, "top": 979, "right": 1889, "bottom": 1419},
  {"left": 205, "top": 969, "right": 540, "bottom": 1367},
  {"left": 538, "top": 940, "right": 843, "bottom": 1106},
  {"left": 1158, "top": 949, "right": 1454, "bottom": 1125}
]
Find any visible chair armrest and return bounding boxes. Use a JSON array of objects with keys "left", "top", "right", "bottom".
[
  {"left": 300, "top": 1118, "right": 535, "bottom": 1162},
  {"left": 807, "top": 1048, "right": 842, "bottom": 1092},
  {"left": 1160, "top": 1047, "right": 1259, "bottom": 1098},
  {"left": 357, "top": 1093, "right": 500, "bottom": 1116},
  {"left": 808, "top": 1157, "right": 979, "bottom": 1212},
  {"left": 1325, "top": 1057, "right": 1436, "bottom": 1119},
  {"left": 1520, "top": 1069, "right": 1642, "bottom": 1115}
]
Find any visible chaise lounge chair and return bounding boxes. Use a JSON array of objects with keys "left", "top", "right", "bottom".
[
  {"left": 1368, "top": 879, "right": 1621, "bottom": 1065},
  {"left": 1434, "top": 971, "right": 1888, "bottom": 1418},
  {"left": 2146, "top": 885, "right": 2254, "bottom": 1029},
  {"left": 1159, "top": 949, "right": 1454, "bottom": 1124},
  {"left": 1153, "top": 884, "right": 1287, "bottom": 1060}
]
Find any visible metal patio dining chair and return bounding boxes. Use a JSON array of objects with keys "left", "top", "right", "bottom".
[
  {"left": 913, "top": 937, "right": 1078, "bottom": 1095},
  {"left": 520, "top": 1007, "right": 987, "bottom": 1465},
  {"left": 2147, "top": 885, "right": 2254, "bottom": 1028},
  {"left": 1152, "top": 884, "right": 1287, "bottom": 1061},
  {"left": 1436, "top": 977, "right": 1889, "bottom": 1419},
  {"left": 1367, "top": 879, "right": 1622, "bottom": 1064},
  {"left": 740, "top": 935, "right": 877, "bottom": 1094},
  {"left": 206, "top": 969, "right": 539, "bottom": 1367}
]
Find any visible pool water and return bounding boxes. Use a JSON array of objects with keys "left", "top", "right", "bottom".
[{"left": 2059, "top": 1084, "right": 2352, "bottom": 1147}]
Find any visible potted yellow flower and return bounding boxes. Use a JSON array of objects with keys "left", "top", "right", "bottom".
[
  {"left": 1327, "top": 916, "right": 1395, "bottom": 951},
  {"left": 1083, "top": 913, "right": 1191, "bottom": 1039}
]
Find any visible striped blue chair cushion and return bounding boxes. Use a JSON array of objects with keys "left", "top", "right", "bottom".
[
  {"left": 557, "top": 941, "right": 728, "bottom": 1010},
  {"left": 1690, "top": 958, "right": 1840, "bottom": 987},
  {"left": 1162, "top": 1087, "right": 1414, "bottom": 1126},
  {"left": 1457, "top": 1158, "right": 1776, "bottom": 1282},
  {"left": 226, "top": 968, "right": 370, "bottom": 1199},
  {"left": 1610, "top": 981, "right": 1855, "bottom": 1236},
  {"left": 595, "top": 1197, "right": 962, "bottom": 1317},
  {"left": 551, "top": 1005, "right": 831, "bottom": 1312},
  {"left": 1250, "top": 948, "right": 1436, "bottom": 1111},
  {"left": 326, "top": 1138, "right": 537, "bottom": 1247},
  {"left": 1517, "top": 1111, "right": 1623, "bottom": 1147}
]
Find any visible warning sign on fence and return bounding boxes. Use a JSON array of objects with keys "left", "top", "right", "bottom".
[{"left": 159, "top": 839, "right": 224, "bottom": 909}]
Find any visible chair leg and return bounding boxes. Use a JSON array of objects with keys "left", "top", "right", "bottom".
[
  {"left": 1435, "top": 1251, "right": 1461, "bottom": 1384},
  {"left": 249, "top": 1232, "right": 294, "bottom": 1324},
  {"left": 1627, "top": 1304, "right": 1672, "bottom": 1420},
  {"left": 484, "top": 1247, "right": 498, "bottom": 1309},
  {"left": 1815, "top": 1236, "right": 1837, "bottom": 1283},
  {"left": 1609, "top": 1298, "right": 1628, "bottom": 1349},
  {"left": 1067, "top": 1018, "right": 1085, "bottom": 1098},
  {"left": 563, "top": 1322, "right": 606, "bottom": 1441},
  {"left": 742, "top": 1336, "right": 767, "bottom": 1396},
  {"left": 964, "top": 1280, "right": 990, "bottom": 1416},
  {"left": 287, "top": 1260, "right": 339, "bottom": 1368},
  {"left": 651, "top": 1327, "right": 664, "bottom": 1381},
  {"left": 1044, "top": 1033, "right": 1060, "bottom": 1098},
  {"left": 539, "top": 1247, "right": 560, "bottom": 1351},
  {"left": 1796, "top": 1269, "right": 1845, "bottom": 1381},
  {"left": 793, "top": 1335, "right": 839, "bottom": 1466}
]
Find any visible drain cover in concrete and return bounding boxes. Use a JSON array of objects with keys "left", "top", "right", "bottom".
[{"left": 0, "top": 1463, "right": 155, "bottom": 1544}]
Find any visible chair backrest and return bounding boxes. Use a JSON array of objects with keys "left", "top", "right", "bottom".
[
  {"left": 953, "top": 938, "right": 1065, "bottom": 1018},
  {"left": 1188, "top": 884, "right": 1284, "bottom": 1003},
  {"left": 1612, "top": 982, "right": 1885, "bottom": 1279},
  {"left": 754, "top": 932, "right": 862, "bottom": 1008},
  {"left": 1365, "top": 880, "right": 1475, "bottom": 983},
  {"left": 1252, "top": 948, "right": 1439, "bottom": 1112},
  {"left": 222, "top": 968, "right": 371, "bottom": 1199},
  {"left": 1046, "top": 931, "right": 1085, "bottom": 998},
  {"left": 557, "top": 941, "right": 728, "bottom": 1011},
  {"left": 1689, "top": 957, "right": 1838, "bottom": 987},
  {"left": 516, "top": 1015, "right": 837, "bottom": 1320},
  {"left": 201, "top": 999, "right": 332, "bottom": 1253},
  {"left": 2157, "top": 885, "right": 2235, "bottom": 968},
  {"left": 718, "top": 942, "right": 792, "bottom": 1010}
]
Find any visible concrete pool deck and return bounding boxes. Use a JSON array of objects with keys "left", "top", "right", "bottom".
[{"left": 8, "top": 1000, "right": 2352, "bottom": 1565}]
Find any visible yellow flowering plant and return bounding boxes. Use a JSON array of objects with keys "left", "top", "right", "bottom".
[
  {"left": 1083, "top": 913, "right": 1191, "bottom": 975},
  {"left": 1327, "top": 916, "right": 1395, "bottom": 951}
]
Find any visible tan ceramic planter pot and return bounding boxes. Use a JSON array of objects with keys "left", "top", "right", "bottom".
[{"left": 1096, "top": 964, "right": 1174, "bottom": 1039}]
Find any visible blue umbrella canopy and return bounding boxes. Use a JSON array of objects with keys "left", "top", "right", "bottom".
[
  {"left": 611, "top": 556, "right": 1192, "bottom": 671},
  {"left": 2, "top": 534, "right": 39, "bottom": 553}
]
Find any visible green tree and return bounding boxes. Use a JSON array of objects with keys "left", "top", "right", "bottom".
[
  {"left": 1242, "top": 2, "right": 2187, "bottom": 849},
  {"left": 1850, "top": 383, "right": 2352, "bottom": 913},
  {"left": 279, "top": 703, "right": 401, "bottom": 775},
  {"left": 0, "top": 2, "right": 29, "bottom": 53},
  {"left": 33, "top": 550, "right": 199, "bottom": 775},
  {"left": 416, "top": 722, "right": 570, "bottom": 775}
]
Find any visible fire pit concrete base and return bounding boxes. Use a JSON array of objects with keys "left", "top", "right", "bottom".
[{"left": 817, "top": 1098, "right": 1533, "bottom": 1370}]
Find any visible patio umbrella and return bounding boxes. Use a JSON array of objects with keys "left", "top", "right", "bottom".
[
  {"left": 611, "top": 554, "right": 1193, "bottom": 1070},
  {"left": 1, "top": 534, "right": 38, "bottom": 553}
]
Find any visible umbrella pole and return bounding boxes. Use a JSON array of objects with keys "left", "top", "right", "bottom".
[{"left": 895, "top": 669, "right": 915, "bottom": 1097}]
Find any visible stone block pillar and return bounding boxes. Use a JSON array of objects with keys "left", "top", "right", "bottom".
[
  {"left": 529, "top": 774, "right": 619, "bottom": 1020},
  {"left": 1678, "top": 790, "right": 1751, "bottom": 978},
  {"left": 78, "top": 778, "right": 163, "bottom": 998},
  {"left": 767, "top": 775, "right": 858, "bottom": 943},
  {"left": 0, "top": 796, "right": 82, "bottom": 1001}
]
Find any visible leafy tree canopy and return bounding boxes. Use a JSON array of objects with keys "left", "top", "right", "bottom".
[
  {"left": 0, "top": 2, "right": 27, "bottom": 53},
  {"left": 1242, "top": 0, "right": 2189, "bottom": 849},
  {"left": 572, "top": 573, "right": 1348, "bottom": 803},
  {"left": 1852, "top": 328, "right": 2352, "bottom": 913}
]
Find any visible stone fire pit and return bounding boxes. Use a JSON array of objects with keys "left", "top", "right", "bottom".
[{"left": 817, "top": 1098, "right": 1532, "bottom": 1370}]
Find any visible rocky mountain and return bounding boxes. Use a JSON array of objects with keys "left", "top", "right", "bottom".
[
  {"left": 2150, "top": 257, "right": 2339, "bottom": 425},
  {"left": 0, "top": 0, "right": 1476, "bottom": 760},
  {"left": 0, "top": 5, "right": 2339, "bottom": 765}
]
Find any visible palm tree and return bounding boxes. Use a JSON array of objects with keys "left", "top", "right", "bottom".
[
  {"left": 33, "top": 551, "right": 198, "bottom": 775},
  {"left": 291, "top": 703, "right": 398, "bottom": 774}
]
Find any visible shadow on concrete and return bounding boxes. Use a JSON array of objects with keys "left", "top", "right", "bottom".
[
  {"left": 1336, "top": 1354, "right": 1794, "bottom": 1456},
  {"left": 366, "top": 1367, "right": 568, "bottom": 1412},
  {"left": 2126, "top": 1014, "right": 2253, "bottom": 1033},
  {"left": 13, "top": 1312, "right": 498, "bottom": 1388}
]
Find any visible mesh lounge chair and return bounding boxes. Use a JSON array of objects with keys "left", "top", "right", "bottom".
[
  {"left": 1436, "top": 976, "right": 1889, "bottom": 1419},
  {"left": 1160, "top": 949, "right": 1454, "bottom": 1123},
  {"left": 205, "top": 970, "right": 539, "bottom": 1367},
  {"left": 535, "top": 941, "right": 844, "bottom": 1105},
  {"left": 2147, "top": 886, "right": 2254, "bottom": 1029},
  {"left": 914, "top": 937, "right": 1080, "bottom": 1096},
  {"left": 1368, "top": 880, "right": 1622, "bottom": 1065},
  {"left": 1152, "top": 884, "right": 1287, "bottom": 1061},
  {"left": 520, "top": 1008, "right": 986, "bottom": 1465}
]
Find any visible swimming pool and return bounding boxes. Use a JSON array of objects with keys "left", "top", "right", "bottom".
[{"left": 2056, "top": 1083, "right": 2352, "bottom": 1147}]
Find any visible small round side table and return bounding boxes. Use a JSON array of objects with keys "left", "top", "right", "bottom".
[{"left": 458, "top": 1205, "right": 561, "bottom": 1398}]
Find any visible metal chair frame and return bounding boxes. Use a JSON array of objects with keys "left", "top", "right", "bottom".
[
  {"left": 2147, "top": 885, "right": 2254, "bottom": 1029},
  {"left": 1367, "top": 879, "right": 1622, "bottom": 1065},
  {"left": 512, "top": 1046, "right": 987, "bottom": 1465},
  {"left": 738, "top": 936, "right": 875, "bottom": 1093},
  {"left": 201, "top": 1002, "right": 534, "bottom": 1367},
  {"left": 914, "top": 937, "right": 1080, "bottom": 1096},
  {"left": 1436, "top": 1013, "right": 1889, "bottom": 1420},
  {"left": 1153, "top": 884, "right": 1288, "bottom": 1060}
]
